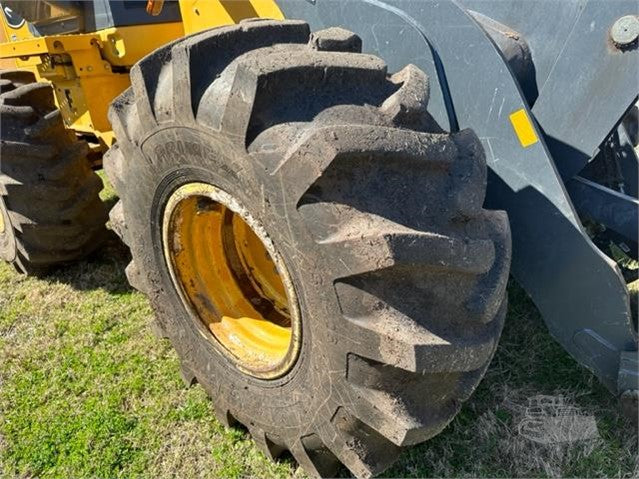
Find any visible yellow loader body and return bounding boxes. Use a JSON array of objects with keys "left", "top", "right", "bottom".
[{"left": 0, "top": 0, "right": 282, "bottom": 146}]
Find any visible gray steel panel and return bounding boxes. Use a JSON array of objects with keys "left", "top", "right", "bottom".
[
  {"left": 461, "top": 0, "right": 586, "bottom": 98},
  {"left": 530, "top": 1, "right": 639, "bottom": 180}
]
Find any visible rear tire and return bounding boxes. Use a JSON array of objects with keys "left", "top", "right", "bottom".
[
  {"left": 0, "top": 70, "right": 108, "bottom": 274},
  {"left": 105, "top": 20, "right": 511, "bottom": 478}
]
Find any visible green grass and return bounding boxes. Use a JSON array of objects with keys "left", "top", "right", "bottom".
[{"left": 0, "top": 177, "right": 636, "bottom": 478}]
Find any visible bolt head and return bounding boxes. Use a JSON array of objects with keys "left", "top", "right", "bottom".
[{"left": 611, "top": 15, "right": 639, "bottom": 48}]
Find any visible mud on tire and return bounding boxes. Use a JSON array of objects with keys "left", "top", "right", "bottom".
[
  {"left": 0, "top": 70, "right": 108, "bottom": 274},
  {"left": 104, "top": 20, "right": 512, "bottom": 478}
]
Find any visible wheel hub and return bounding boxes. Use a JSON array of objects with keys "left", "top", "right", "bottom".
[{"left": 162, "top": 183, "right": 301, "bottom": 379}]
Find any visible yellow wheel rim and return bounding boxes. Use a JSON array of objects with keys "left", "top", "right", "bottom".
[{"left": 162, "top": 183, "right": 301, "bottom": 379}]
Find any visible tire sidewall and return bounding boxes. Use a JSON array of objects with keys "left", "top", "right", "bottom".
[{"left": 123, "top": 125, "right": 341, "bottom": 436}]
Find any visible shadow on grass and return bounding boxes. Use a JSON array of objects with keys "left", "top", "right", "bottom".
[{"left": 44, "top": 231, "right": 134, "bottom": 295}]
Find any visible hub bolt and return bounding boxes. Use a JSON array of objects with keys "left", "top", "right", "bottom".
[{"left": 611, "top": 15, "right": 639, "bottom": 49}]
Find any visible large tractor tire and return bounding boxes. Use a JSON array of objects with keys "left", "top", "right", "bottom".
[
  {"left": 105, "top": 20, "right": 511, "bottom": 478},
  {"left": 0, "top": 70, "right": 107, "bottom": 274}
]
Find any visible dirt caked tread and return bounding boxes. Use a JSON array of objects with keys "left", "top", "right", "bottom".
[
  {"left": 104, "top": 20, "right": 512, "bottom": 478},
  {"left": 0, "top": 71, "right": 108, "bottom": 274}
]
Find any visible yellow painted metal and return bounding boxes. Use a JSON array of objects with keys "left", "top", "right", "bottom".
[
  {"left": 178, "top": 0, "right": 283, "bottom": 35},
  {"left": 162, "top": 183, "right": 301, "bottom": 379},
  {"left": 0, "top": 23, "right": 183, "bottom": 145},
  {"left": 95, "top": 23, "right": 185, "bottom": 66},
  {"left": 0, "top": 6, "right": 34, "bottom": 44},
  {"left": 0, "top": 18, "right": 15, "bottom": 69},
  {"left": 0, "top": 23, "right": 184, "bottom": 65},
  {"left": 0, "top": 0, "right": 282, "bottom": 143},
  {"left": 232, "top": 216, "right": 289, "bottom": 316},
  {"left": 509, "top": 108, "right": 539, "bottom": 148}
]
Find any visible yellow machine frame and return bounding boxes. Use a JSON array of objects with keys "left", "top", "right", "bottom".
[{"left": 0, "top": 0, "right": 282, "bottom": 146}]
